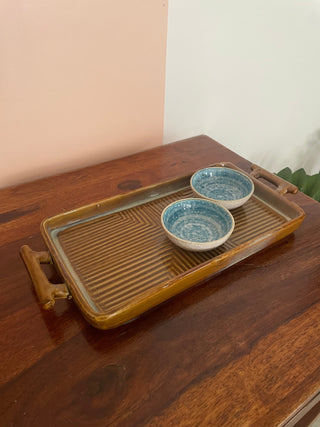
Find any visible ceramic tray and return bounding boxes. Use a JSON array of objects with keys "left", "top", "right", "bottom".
[{"left": 20, "top": 163, "right": 305, "bottom": 329}]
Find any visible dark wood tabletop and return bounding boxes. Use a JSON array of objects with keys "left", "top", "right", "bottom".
[{"left": 1, "top": 135, "right": 320, "bottom": 427}]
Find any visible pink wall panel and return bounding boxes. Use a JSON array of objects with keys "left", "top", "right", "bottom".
[{"left": 0, "top": 0, "right": 168, "bottom": 188}]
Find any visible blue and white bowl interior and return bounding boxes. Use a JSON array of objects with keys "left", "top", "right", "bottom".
[
  {"left": 162, "top": 199, "right": 234, "bottom": 244},
  {"left": 191, "top": 167, "right": 253, "bottom": 203}
]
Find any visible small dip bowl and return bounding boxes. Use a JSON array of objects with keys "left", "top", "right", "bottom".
[
  {"left": 190, "top": 167, "right": 254, "bottom": 210},
  {"left": 161, "top": 198, "right": 234, "bottom": 252}
]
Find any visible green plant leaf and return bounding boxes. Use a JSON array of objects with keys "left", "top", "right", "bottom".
[
  {"left": 277, "top": 167, "right": 320, "bottom": 202},
  {"left": 290, "top": 168, "right": 307, "bottom": 188},
  {"left": 300, "top": 173, "right": 320, "bottom": 199},
  {"left": 277, "top": 167, "right": 293, "bottom": 182},
  {"left": 313, "top": 193, "right": 320, "bottom": 202}
]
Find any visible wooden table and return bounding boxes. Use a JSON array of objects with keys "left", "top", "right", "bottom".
[{"left": 1, "top": 135, "right": 320, "bottom": 426}]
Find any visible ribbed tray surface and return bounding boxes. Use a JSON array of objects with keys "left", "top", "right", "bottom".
[{"left": 58, "top": 188, "right": 286, "bottom": 313}]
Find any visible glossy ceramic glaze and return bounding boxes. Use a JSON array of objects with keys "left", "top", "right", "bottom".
[
  {"left": 191, "top": 167, "right": 254, "bottom": 209},
  {"left": 20, "top": 161, "right": 304, "bottom": 330},
  {"left": 161, "top": 198, "right": 235, "bottom": 251},
  {"left": 5, "top": 137, "right": 316, "bottom": 427}
]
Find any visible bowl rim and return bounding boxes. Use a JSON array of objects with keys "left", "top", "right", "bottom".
[
  {"left": 161, "top": 197, "right": 235, "bottom": 248},
  {"left": 190, "top": 166, "right": 254, "bottom": 203}
]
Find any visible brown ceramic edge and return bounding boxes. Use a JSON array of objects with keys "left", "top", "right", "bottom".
[
  {"left": 219, "top": 162, "right": 305, "bottom": 219},
  {"left": 78, "top": 214, "right": 304, "bottom": 329},
  {"left": 38, "top": 162, "right": 305, "bottom": 329},
  {"left": 41, "top": 173, "right": 192, "bottom": 231},
  {"left": 280, "top": 389, "right": 320, "bottom": 427},
  {"left": 20, "top": 244, "right": 70, "bottom": 309},
  {"left": 250, "top": 163, "right": 298, "bottom": 195}
]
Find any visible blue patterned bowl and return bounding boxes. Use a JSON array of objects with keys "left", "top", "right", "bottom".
[
  {"left": 161, "top": 198, "right": 234, "bottom": 251},
  {"left": 190, "top": 167, "right": 254, "bottom": 209}
]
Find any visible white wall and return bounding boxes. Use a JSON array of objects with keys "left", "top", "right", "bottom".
[{"left": 164, "top": 0, "right": 320, "bottom": 174}]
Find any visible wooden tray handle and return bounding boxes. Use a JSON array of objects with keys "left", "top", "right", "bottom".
[
  {"left": 250, "top": 164, "right": 298, "bottom": 195},
  {"left": 20, "top": 245, "right": 70, "bottom": 309}
]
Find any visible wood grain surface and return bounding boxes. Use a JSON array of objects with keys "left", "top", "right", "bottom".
[{"left": 1, "top": 136, "right": 320, "bottom": 426}]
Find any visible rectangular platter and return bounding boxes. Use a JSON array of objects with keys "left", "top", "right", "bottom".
[{"left": 37, "top": 163, "right": 305, "bottom": 329}]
